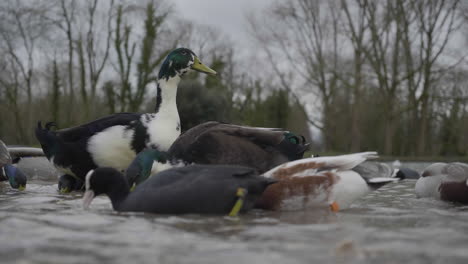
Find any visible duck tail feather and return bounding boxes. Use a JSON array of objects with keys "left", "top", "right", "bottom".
[
  {"left": 35, "top": 121, "right": 60, "bottom": 160},
  {"left": 365, "top": 177, "right": 399, "bottom": 190},
  {"left": 314, "top": 151, "right": 379, "bottom": 171}
]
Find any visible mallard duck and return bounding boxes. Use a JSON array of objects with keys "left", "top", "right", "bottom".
[
  {"left": 0, "top": 140, "right": 28, "bottom": 190},
  {"left": 256, "top": 152, "right": 399, "bottom": 211},
  {"left": 415, "top": 162, "right": 468, "bottom": 204},
  {"left": 83, "top": 165, "right": 276, "bottom": 215},
  {"left": 125, "top": 150, "right": 397, "bottom": 211},
  {"left": 168, "top": 121, "right": 307, "bottom": 170},
  {"left": 121, "top": 122, "right": 309, "bottom": 186},
  {"left": 255, "top": 152, "right": 399, "bottom": 211},
  {"left": 35, "top": 48, "right": 216, "bottom": 192}
]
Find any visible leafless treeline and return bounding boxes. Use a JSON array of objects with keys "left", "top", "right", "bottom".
[
  {"left": 0, "top": 0, "right": 234, "bottom": 144},
  {"left": 0, "top": 0, "right": 467, "bottom": 157},
  {"left": 249, "top": 0, "right": 468, "bottom": 156}
]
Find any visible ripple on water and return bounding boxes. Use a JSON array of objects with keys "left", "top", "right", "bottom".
[{"left": 1, "top": 179, "right": 468, "bottom": 264}]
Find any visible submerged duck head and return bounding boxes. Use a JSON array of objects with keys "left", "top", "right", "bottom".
[
  {"left": 83, "top": 168, "right": 129, "bottom": 209},
  {"left": 158, "top": 48, "right": 217, "bottom": 80},
  {"left": 2, "top": 164, "right": 27, "bottom": 190},
  {"left": 0, "top": 140, "right": 26, "bottom": 190},
  {"left": 125, "top": 149, "right": 168, "bottom": 186}
]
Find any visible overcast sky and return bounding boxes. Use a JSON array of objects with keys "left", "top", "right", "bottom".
[{"left": 171, "top": 0, "right": 271, "bottom": 50}]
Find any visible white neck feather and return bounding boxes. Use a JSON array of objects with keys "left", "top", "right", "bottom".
[{"left": 156, "top": 76, "right": 180, "bottom": 116}]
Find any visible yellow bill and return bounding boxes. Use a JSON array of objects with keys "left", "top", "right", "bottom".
[{"left": 191, "top": 57, "right": 217, "bottom": 75}]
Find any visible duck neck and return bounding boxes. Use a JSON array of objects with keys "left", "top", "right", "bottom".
[
  {"left": 107, "top": 177, "right": 131, "bottom": 210},
  {"left": 154, "top": 76, "right": 180, "bottom": 116}
]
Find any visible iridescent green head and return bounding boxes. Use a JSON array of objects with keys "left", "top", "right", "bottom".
[
  {"left": 283, "top": 132, "right": 303, "bottom": 145},
  {"left": 2, "top": 164, "right": 27, "bottom": 190},
  {"left": 158, "top": 48, "right": 217, "bottom": 80},
  {"left": 278, "top": 132, "right": 309, "bottom": 160},
  {"left": 125, "top": 149, "right": 168, "bottom": 186}
]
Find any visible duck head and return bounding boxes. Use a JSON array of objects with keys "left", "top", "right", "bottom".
[
  {"left": 279, "top": 132, "right": 310, "bottom": 160},
  {"left": 2, "top": 164, "right": 27, "bottom": 190},
  {"left": 58, "top": 174, "right": 84, "bottom": 193},
  {"left": 125, "top": 149, "right": 168, "bottom": 186},
  {"left": 83, "top": 168, "right": 129, "bottom": 209},
  {"left": 158, "top": 48, "right": 217, "bottom": 80}
]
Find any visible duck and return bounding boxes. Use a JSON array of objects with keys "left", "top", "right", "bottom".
[
  {"left": 35, "top": 48, "right": 216, "bottom": 192},
  {"left": 255, "top": 152, "right": 400, "bottom": 211},
  {"left": 0, "top": 140, "right": 28, "bottom": 190},
  {"left": 157, "top": 121, "right": 308, "bottom": 174},
  {"left": 415, "top": 163, "right": 446, "bottom": 198},
  {"left": 415, "top": 162, "right": 468, "bottom": 204},
  {"left": 125, "top": 149, "right": 398, "bottom": 211},
  {"left": 391, "top": 160, "right": 420, "bottom": 179},
  {"left": 83, "top": 165, "right": 277, "bottom": 215}
]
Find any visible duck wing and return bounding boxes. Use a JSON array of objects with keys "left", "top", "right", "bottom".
[
  {"left": 54, "top": 112, "right": 141, "bottom": 142},
  {"left": 126, "top": 164, "right": 274, "bottom": 214},
  {"left": 443, "top": 162, "right": 468, "bottom": 182},
  {"left": 352, "top": 161, "right": 393, "bottom": 181},
  {"left": 168, "top": 122, "right": 309, "bottom": 173},
  {"left": 257, "top": 152, "right": 381, "bottom": 210},
  {"left": 263, "top": 151, "right": 379, "bottom": 178}
]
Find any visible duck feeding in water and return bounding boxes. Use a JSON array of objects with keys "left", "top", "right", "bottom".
[
  {"left": 83, "top": 165, "right": 277, "bottom": 215},
  {"left": 0, "top": 140, "right": 28, "bottom": 190},
  {"left": 124, "top": 150, "right": 398, "bottom": 212},
  {"left": 256, "top": 152, "right": 400, "bottom": 211},
  {"left": 35, "top": 48, "right": 216, "bottom": 192}
]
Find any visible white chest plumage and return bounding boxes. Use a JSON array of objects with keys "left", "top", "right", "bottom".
[
  {"left": 145, "top": 76, "right": 181, "bottom": 150},
  {"left": 87, "top": 125, "right": 136, "bottom": 171},
  {"left": 87, "top": 76, "right": 181, "bottom": 172},
  {"left": 143, "top": 111, "right": 180, "bottom": 151}
]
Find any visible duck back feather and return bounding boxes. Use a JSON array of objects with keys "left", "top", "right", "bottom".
[{"left": 167, "top": 122, "right": 309, "bottom": 173}]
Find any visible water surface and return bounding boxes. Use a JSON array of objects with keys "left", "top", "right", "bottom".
[{"left": 1, "top": 161, "right": 468, "bottom": 264}]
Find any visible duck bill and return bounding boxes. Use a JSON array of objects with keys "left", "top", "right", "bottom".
[
  {"left": 191, "top": 57, "right": 217, "bottom": 75},
  {"left": 82, "top": 190, "right": 95, "bottom": 209}
]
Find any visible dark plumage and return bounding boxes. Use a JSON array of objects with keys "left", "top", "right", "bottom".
[
  {"left": 58, "top": 174, "right": 84, "bottom": 193},
  {"left": 167, "top": 121, "right": 309, "bottom": 174},
  {"left": 83, "top": 165, "right": 277, "bottom": 215},
  {"left": 35, "top": 48, "right": 216, "bottom": 192},
  {"left": 395, "top": 167, "right": 420, "bottom": 180}
]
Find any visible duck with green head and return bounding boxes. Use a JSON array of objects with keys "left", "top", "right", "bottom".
[
  {"left": 123, "top": 122, "right": 310, "bottom": 188},
  {"left": 35, "top": 48, "right": 216, "bottom": 192},
  {"left": 0, "top": 140, "right": 27, "bottom": 190}
]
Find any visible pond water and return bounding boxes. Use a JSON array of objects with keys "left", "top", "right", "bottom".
[{"left": 1, "top": 159, "right": 468, "bottom": 264}]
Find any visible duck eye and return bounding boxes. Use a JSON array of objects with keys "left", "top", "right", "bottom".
[{"left": 181, "top": 51, "right": 187, "bottom": 55}]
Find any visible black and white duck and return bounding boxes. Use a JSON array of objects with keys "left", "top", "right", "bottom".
[
  {"left": 35, "top": 48, "right": 216, "bottom": 192},
  {"left": 83, "top": 165, "right": 277, "bottom": 215},
  {"left": 0, "top": 140, "right": 28, "bottom": 190},
  {"left": 415, "top": 162, "right": 468, "bottom": 204}
]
